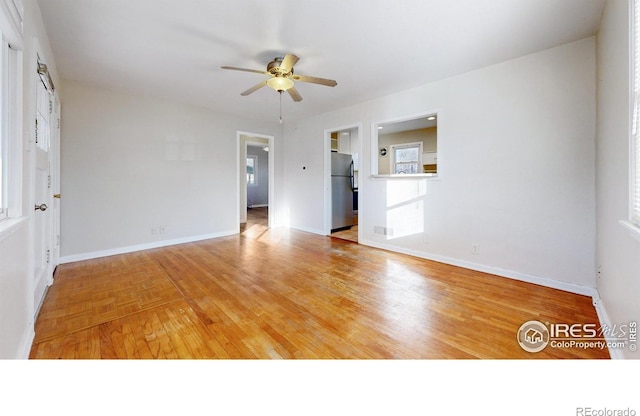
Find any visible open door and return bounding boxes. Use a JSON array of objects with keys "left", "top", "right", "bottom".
[{"left": 33, "top": 56, "right": 57, "bottom": 313}]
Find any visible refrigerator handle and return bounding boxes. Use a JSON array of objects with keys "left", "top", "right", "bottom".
[{"left": 349, "top": 161, "right": 355, "bottom": 191}]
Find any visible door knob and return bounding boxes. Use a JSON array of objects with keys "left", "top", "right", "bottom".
[{"left": 35, "top": 203, "right": 48, "bottom": 211}]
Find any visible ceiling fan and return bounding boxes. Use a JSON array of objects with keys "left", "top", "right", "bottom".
[{"left": 221, "top": 54, "right": 337, "bottom": 102}]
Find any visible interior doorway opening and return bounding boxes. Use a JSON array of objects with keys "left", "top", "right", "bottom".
[
  {"left": 324, "top": 124, "right": 361, "bottom": 243},
  {"left": 238, "top": 132, "right": 274, "bottom": 236}
]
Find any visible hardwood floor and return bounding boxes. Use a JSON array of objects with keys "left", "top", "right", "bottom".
[
  {"left": 30, "top": 222, "right": 609, "bottom": 359},
  {"left": 331, "top": 225, "right": 358, "bottom": 243},
  {"left": 331, "top": 213, "right": 358, "bottom": 243},
  {"left": 241, "top": 206, "right": 268, "bottom": 227}
]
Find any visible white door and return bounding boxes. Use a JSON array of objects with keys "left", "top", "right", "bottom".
[{"left": 33, "top": 68, "right": 54, "bottom": 312}]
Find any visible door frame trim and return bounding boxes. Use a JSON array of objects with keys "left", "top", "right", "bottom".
[
  {"left": 323, "top": 123, "right": 362, "bottom": 236},
  {"left": 236, "top": 131, "right": 274, "bottom": 230}
]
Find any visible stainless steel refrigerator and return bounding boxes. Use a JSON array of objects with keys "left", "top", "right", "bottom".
[{"left": 331, "top": 152, "right": 355, "bottom": 231}]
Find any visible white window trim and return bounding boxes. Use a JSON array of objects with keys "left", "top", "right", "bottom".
[
  {"left": 625, "top": 0, "right": 640, "bottom": 241},
  {"left": 0, "top": 39, "right": 7, "bottom": 219},
  {"left": 633, "top": 0, "right": 640, "bottom": 225},
  {"left": 0, "top": 0, "right": 23, "bottom": 49},
  {"left": 0, "top": 41, "right": 23, "bottom": 221},
  {"left": 0, "top": 0, "right": 24, "bottom": 225}
]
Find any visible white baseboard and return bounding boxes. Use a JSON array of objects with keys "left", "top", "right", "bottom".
[
  {"left": 591, "top": 294, "right": 624, "bottom": 359},
  {"left": 58, "top": 230, "right": 237, "bottom": 264},
  {"left": 359, "top": 238, "right": 599, "bottom": 298},
  {"left": 290, "top": 225, "right": 326, "bottom": 236},
  {"left": 19, "top": 327, "right": 35, "bottom": 359}
]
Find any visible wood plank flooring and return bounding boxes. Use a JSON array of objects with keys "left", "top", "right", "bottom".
[
  {"left": 331, "top": 213, "right": 358, "bottom": 243},
  {"left": 30, "top": 211, "right": 608, "bottom": 359},
  {"left": 331, "top": 225, "right": 358, "bottom": 243}
]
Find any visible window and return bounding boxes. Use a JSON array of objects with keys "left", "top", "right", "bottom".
[
  {"left": 0, "top": 52, "right": 6, "bottom": 218},
  {"left": 246, "top": 155, "right": 257, "bottom": 186},
  {"left": 633, "top": 0, "right": 640, "bottom": 226},
  {"left": 0, "top": 0, "right": 23, "bottom": 222},
  {"left": 1, "top": 40, "right": 21, "bottom": 220},
  {"left": 391, "top": 142, "right": 422, "bottom": 174},
  {"left": 0, "top": 37, "right": 8, "bottom": 219}
]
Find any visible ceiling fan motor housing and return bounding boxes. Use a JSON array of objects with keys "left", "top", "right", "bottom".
[{"left": 267, "top": 57, "right": 293, "bottom": 76}]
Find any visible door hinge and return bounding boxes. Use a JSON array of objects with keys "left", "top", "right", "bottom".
[
  {"left": 35, "top": 118, "right": 38, "bottom": 143},
  {"left": 56, "top": 235, "right": 60, "bottom": 247},
  {"left": 47, "top": 175, "right": 51, "bottom": 189},
  {"left": 57, "top": 118, "right": 60, "bottom": 129},
  {"left": 49, "top": 100, "right": 53, "bottom": 114},
  {"left": 46, "top": 249, "right": 50, "bottom": 264}
]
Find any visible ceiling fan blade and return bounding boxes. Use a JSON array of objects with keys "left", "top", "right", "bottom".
[
  {"left": 280, "top": 54, "right": 299, "bottom": 72},
  {"left": 292, "top": 74, "right": 337, "bottom": 87},
  {"left": 287, "top": 87, "right": 303, "bottom": 102},
  {"left": 241, "top": 80, "right": 268, "bottom": 96},
  {"left": 221, "top": 66, "right": 269, "bottom": 75}
]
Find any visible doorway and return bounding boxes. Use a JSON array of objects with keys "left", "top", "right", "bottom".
[
  {"left": 237, "top": 131, "right": 274, "bottom": 235},
  {"left": 324, "top": 123, "right": 362, "bottom": 243}
]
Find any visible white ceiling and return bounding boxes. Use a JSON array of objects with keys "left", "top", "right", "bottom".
[{"left": 37, "top": 0, "right": 605, "bottom": 123}]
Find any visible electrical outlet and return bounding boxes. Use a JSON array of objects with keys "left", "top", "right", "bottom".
[
  {"left": 159, "top": 225, "right": 166, "bottom": 234},
  {"left": 472, "top": 243, "right": 480, "bottom": 255},
  {"left": 151, "top": 226, "right": 159, "bottom": 235}
]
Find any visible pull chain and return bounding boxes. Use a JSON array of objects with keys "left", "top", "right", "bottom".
[{"left": 279, "top": 91, "right": 283, "bottom": 124}]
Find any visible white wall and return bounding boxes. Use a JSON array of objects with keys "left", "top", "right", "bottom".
[
  {"left": 285, "top": 37, "right": 597, "bottom": 292},
  {"left": 596, "top": 0, "right": 640, "bottom": 359},
  {"left": 60, "top": 80, "right": 282, "bottom": 260},
  {"left": 0, "top": 221, "right": 30, "bottom": 358},
  {"left": 0, "top": 0, "right": 60, "bottom": 358}
]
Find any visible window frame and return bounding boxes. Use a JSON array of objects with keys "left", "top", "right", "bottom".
[
  {"left": 0, "top": 0, "right": 23, "bottom": 224},
  {"left": 246, "top": 155, "right": 258, "bottom": 187},
  {"left": 631, "top": 0, "right": 640, "bottom": 228},
  {"left": 0, "top": 38, "right": 7, "bottom": 220},
  {"left": 390, "top": 141, "right": 423, "bottom": 175}
]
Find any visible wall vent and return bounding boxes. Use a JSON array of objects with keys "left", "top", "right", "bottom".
[{"left": 374, "top": 226, "right": 393, "bottom": 236}]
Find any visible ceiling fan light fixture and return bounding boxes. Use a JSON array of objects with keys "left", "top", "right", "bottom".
[
  {"left": 222, "top": 53, "right": 337, "bottom": 106},
  {"left": 267, "top": 76, "right": 294, "bottom": 92}
]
